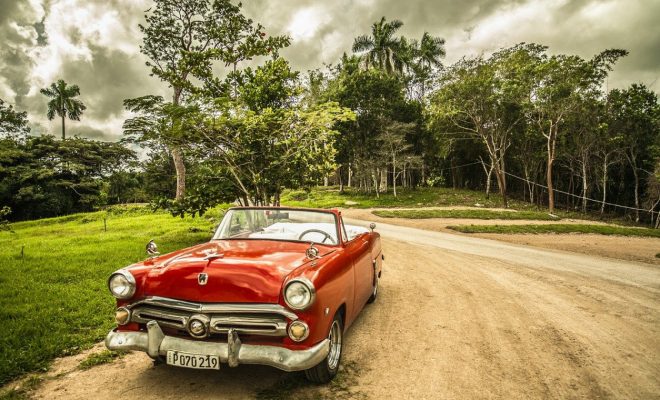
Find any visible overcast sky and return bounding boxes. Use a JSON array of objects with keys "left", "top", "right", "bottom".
[{"left": 1, "top": 0, "right": 658, "bottom": 141}]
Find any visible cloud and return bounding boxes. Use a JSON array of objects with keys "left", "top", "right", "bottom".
[{"left": 0, "top": 0, "right": 657, "bottom": 142}]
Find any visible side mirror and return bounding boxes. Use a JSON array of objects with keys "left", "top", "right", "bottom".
[
  {"left": 146, "top": 239, "right": 159, "bottom": 256},
  {"left": 369, "top": 223, "right": 376, "bottom": 232}
]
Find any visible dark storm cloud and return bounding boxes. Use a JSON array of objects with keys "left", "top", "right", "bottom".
[{"left": 0, "top": 0, "right": 658, "bottom": 141}]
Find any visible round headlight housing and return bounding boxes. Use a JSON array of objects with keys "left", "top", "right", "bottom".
[
  {"left": 284, "top": 278, "right": 315, "bottom": 311},
  {"left": 108, "top": 270, "right": 136, "bottom": 299}
]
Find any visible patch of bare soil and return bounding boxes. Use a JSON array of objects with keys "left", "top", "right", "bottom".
[{"left": 343, "top": 207, "right": 660, "bottom": 265}]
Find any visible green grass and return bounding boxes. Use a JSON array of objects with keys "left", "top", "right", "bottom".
[
  {"left": 447, "top": 224, "right": 660, "bottom": 237},
  {"left": 0, "top": 206, "right": 217, "bottom": 385},
  {"left": 373, "top": 209, "right": 560, "bottom": 220},
  {"left": 78, "top": 350, "right": 124, "bottom": 370},
  {"left": 281, "top": 186, "right": 533, "bottom": 210}
]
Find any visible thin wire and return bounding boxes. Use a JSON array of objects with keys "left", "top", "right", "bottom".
[{"left": 502, "top": 170, "right": 655, "bottom": 214}]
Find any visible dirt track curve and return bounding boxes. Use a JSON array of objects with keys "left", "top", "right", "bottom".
[{"left": 31, "top": 219, "right": 660, "bottom": 399}]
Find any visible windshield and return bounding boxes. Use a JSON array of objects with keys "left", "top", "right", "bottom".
[{"left": 213, "top": 209, "right": 339, "bottom": 245}]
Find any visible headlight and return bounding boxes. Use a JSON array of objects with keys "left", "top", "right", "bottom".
[
  {"left": 108, "top": 270, "right": 136, "bottom": 299},
  {"left": 284, "top": 278, "right": 315, "bottom": 311}
]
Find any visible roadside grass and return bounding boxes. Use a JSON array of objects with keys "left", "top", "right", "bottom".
[
  {"left": 373, "top": 209, "right": 560, "bottom": 220},
  {"left": 78, "top": 350, "right": 125, "bottom": 370},
  {"left": 0, "top": 207, "right": 217, "bottom": 385},
  {"left": 447, "top": 224, "right": 660, "bottom": 238},
  {"left": 0, "top": 376, "right": 42, "bottom": 400},
  {"left": 280, "top": 186, "right": 533, "bottom": 210}
]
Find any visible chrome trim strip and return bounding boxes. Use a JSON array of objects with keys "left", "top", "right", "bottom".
[
  {"left": 128, "top": 296, "right": 298, "bottom": 321},
  {"left": 105, "top": 324, "right": 330, "bottom": 372}
]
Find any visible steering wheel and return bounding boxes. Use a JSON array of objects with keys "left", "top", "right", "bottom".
[{"left": 298, "top": 229, "right": 334, "bottom": 244}]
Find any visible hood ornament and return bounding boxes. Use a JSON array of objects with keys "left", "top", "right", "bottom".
[
  {"left": 306, "top": 243, "right": 320, "bottom": 260},
  {"left": 198, "top": 273, "right": 208, "bottom": 286},
  {"left": 146, "top": 239, "right": 159, "bottom": 256}
]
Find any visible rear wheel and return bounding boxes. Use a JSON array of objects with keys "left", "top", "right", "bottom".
[{"left": 304, "top": 313, "right": 343, "bottom": 383}]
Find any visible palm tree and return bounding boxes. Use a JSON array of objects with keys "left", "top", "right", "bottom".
[
  {"left": 416, "top": 32, "right": 446, "bottom": 97},
  {"left": 417, "top": 32, "right": 446, "bottom": 70},
  {"left": 352, "top": 17, "right": 405, "bottom": 74},
  {"left": 40, "top": 79, "right": 86, "bottom": 139}
]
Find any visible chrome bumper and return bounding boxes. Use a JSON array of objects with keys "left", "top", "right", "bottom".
[{"left": 105, "top": 321, "right": 329, "bottom": 372}]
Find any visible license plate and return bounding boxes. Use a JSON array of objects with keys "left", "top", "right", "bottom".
[{"left": 166, "top": 351, "right": 220, "bottom": 370}]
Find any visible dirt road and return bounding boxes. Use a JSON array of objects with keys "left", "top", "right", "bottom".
[{"left": 31, "top": 221, "right": 660, "bottom": 399}]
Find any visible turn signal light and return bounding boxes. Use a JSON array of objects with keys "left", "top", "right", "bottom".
[
  {"left": 288, "top": 321, "right": 309, "bottom": 342},
  {"left": 115, "top": 307, "right": 130, "bottom": 325}
]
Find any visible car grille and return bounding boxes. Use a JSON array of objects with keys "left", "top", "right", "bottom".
[{"left": 128, "top": 296, "right": 294, "bottom": 338}]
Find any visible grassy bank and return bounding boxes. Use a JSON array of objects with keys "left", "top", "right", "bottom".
[
  {"left": 0, "top": 206, "right": 218, "bottom": 385},
  {"left": 281, "top": 186, "right": 533, "bottom": 210},
  {"left": 447, "top": 224, "right": 660, "bottom": 238},
  {"left": 373, "top": 209, "right": 560, "bottom": 220}
]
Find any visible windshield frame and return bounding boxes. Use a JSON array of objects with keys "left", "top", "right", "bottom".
[{"left": 212, "top": 207, "right": 342, "bottom": 247}]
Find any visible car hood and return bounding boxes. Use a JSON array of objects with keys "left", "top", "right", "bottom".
[{"left": 139, "top": 240, "right": 330, "bottom": 303}]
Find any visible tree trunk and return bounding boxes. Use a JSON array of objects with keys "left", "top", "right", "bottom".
[
  {"left": 338, "top": 166, "right": 344, "bottom": 193},
  {"left": 171, "top": 146, "right": 186, "bottom": 201},
  {"left": 633, "top": 167, "right": 640, "bottom": 223},
  {"left": 372, "top": 171, "right": 379, "bottom": 198},
  {"left": 600, "top": 155, "right": 608, "bottom": 215},
  {"left": 392, "top": 152, "right": 397, "bottom": 198},
  {"left": 493, "top": 168, "right": 508, "bottom": 208},
  {"left": 171, "top": 87, "right": 186, "bottom": 201},
  {"left": 379, "top": 167, "right": 387, "bottom": 193},
  {"left": 581, "top": 159, "right": 588, "bottom": 213},
  {"left": 61, "top": 113, "right": 66, "bottom": 140},
  {"left": 347, "top": 162, "right": 352, "bottom": 188},
  {"left": 546, "top": 127, "right": 556, "bottom": 213},
  {"left": 547, "top": 156, "right": 555, "bottom": 213}
]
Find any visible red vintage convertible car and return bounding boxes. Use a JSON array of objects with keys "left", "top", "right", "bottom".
[{"left": 105, "top": 207, "right": 383, "bottom": 382}]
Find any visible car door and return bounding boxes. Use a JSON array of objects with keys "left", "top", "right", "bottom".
[{"left": 340, "top": 218, "right": 374, "bottom": 318}]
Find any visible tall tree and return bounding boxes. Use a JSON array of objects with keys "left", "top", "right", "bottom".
[
  {"left": 138, "top": 0, "right": 289, "bottom": 201},
  {"left": 530, "top": 49, "right": 627, "bottom": 212},
  {"left": 40, "top": 80, "right": 86, "bottom": 140},
  {"left": 607, "top": 84, "right": 659, "bottom": 222},
  {"left": 352, "top": 17, "right": 405, "bottom": 74},
  {"left": 416, "top": 32, "right": 446, "bottom": 97},
  {"left": 430, "top": 44, "right": 540, "bottom": 207}
]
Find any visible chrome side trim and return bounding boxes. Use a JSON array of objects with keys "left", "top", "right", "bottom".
[
  {"left": 129, "top": 296, "right": 298, "bottom": 321},
  {"left": 105, "top": 324, "right": 330, "bottom": 372}
]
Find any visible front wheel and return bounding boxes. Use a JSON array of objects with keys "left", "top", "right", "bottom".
[
  {"left": 304, "top": 314, "right": 343, "bottom": 383},
  {"left": 367, "top": 273, "right": 379, "bottom": 303}
]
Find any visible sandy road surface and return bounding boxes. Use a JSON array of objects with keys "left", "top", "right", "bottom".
[{"left": 30, "top": 221, "right": 660, "bottom": 399}]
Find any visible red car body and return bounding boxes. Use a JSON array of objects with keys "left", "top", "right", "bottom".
[{"left": 106, "top": 207, "right": 382, "bottom": 382}]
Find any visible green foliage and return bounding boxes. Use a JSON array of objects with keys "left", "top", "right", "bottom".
[
  {"left": 0, "top": 208, "right": 217, "bottom": 384},
  {"left": 0, "top": 99, "right": 30, "bottom": 139},
  {"left": 0, "top": 207, "right": 11, "bottom": 231},
  {"left": 448, "top": 223, "right": 660, "bottom": 237},
  {"left": 39, "top": 79, "right": 86, "bottom": 139},
  {"left": 0, "top": 136, "right": 136, "bottom": 220},
  {"left": 373, "top": 209, "right": 560, "bottom": 220},
  {"left": 140, "top": 0, "right": 290, "bottom": 101}
]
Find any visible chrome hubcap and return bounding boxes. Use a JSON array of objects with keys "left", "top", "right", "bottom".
[{"left": 327, "top": 320, "right": 342, "bottom": 370}]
